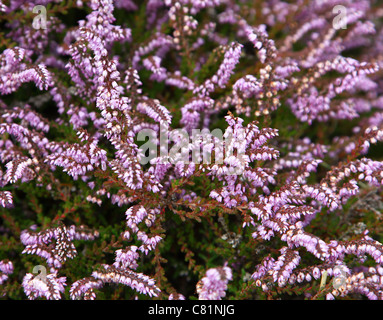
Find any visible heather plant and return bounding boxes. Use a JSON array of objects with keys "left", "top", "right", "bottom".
[{"left": 0, "top": 0, "right": 383, "bottom": 301}]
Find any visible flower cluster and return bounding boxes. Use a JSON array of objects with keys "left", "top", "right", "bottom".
[
  {"left": 20, "top": 223, "right": 98, "bottom": 299},
  {"left": 0, "top": 260, "right": 13, "bottom": 286},
  {"left": 196, "top": 265, "right": 233, "bottom": 300},
  {"left": 0, "top": 0, "right": 383, "bottom": 301}
]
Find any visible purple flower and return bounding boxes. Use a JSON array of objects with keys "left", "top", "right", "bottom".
[
  {"left": 22, "top": 272, "right": 66, "bottom": 300},
  {"left": 91, "top": 264, "right": 160, "bottom": 298},
  {"left": 197, "top": 265, "right": 232, "bottom": 300}
]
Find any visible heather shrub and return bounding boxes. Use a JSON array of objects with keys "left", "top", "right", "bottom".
[{"left": 0, "top": 0, "right": 383, "bottom": 300}]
